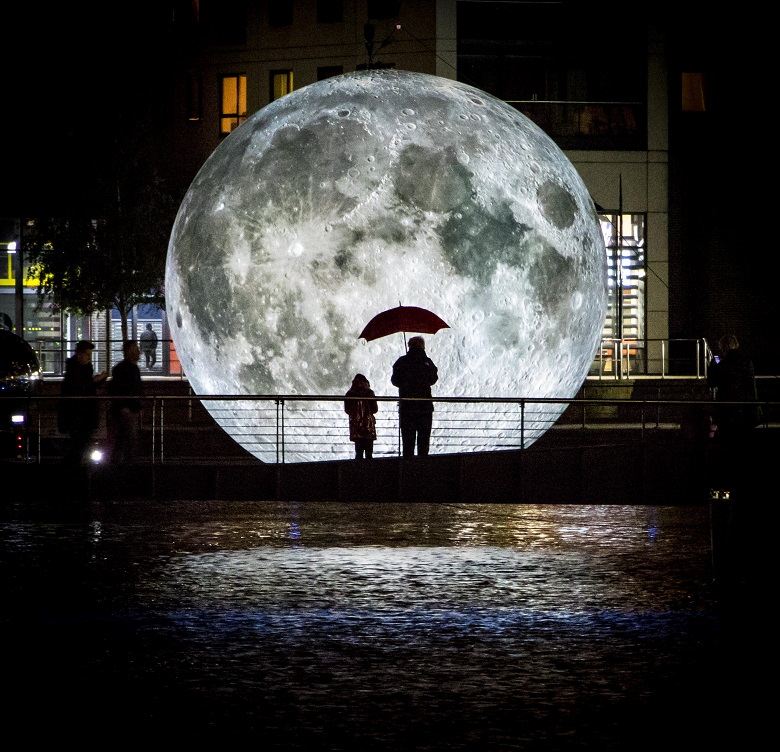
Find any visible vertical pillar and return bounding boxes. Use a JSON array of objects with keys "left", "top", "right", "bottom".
[{"left": 14, "top": 218, "right": 23, "bottom": 336}]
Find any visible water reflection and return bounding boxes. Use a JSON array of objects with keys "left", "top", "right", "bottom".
[{"left": 2, "top": 502, "right": 746, "bottom": 749}]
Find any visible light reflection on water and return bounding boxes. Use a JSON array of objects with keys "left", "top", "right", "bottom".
[{"left": 2, "top": 502, "right": 737, "bottom": 749}]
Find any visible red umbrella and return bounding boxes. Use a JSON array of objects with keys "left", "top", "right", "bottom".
[{"left": 359, "top": 305, "right": 450, "bottom": 344}]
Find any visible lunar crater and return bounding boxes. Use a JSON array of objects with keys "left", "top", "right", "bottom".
[{"left": 166, "top": 70, "right": 607, "bottom": 463}]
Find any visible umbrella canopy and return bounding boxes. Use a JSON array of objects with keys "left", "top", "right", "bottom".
[{"left": 359, "top": 305, "right": 450, "bottom": 342}]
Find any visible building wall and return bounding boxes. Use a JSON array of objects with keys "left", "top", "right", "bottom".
[
  {"left": 20, "top": 2, "right": 774, "bottom": 374},
  {"left": 542, "top": 20, "right": 670, "bottom": 371},
  {"left": 164, "top": 1, "right": 445, "bottom": 197}
]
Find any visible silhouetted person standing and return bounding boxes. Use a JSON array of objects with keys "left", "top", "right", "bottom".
[
  {"left": 391, "top": 336, "right": 438, "bottom": 457},
  {"left": 344, "top": 373, "right": 378, "bottom": 459},
  {"left": 706, "top": 334, "right": 762, "bottom": 498},
  {"left": 108, "top": 339, "right": 144, "bottom": 464},
  {"left": 139, "top": 323, "right": 158, "bottom": 369},
  {"left": 59, "top": 340, "right": 107, "bottom": 465},
  {"left": 707, "top": 334, "right": 761, "bottom": 440}
]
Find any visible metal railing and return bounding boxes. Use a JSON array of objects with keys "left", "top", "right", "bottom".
[
  {"left": 28, "top": 337, "right": 713, "bottom": 381},
  {"left": 507, "top": 100, "right": 646, "bottom": 151},
  {"left": 28, "top": 338, "right": 185, "bottom": 379},
  {"left": 4, "top": 391, "right": 775, "bottom": 466},
  {"left": 589, "top": 337, "right": 714, "bottom": 380}
]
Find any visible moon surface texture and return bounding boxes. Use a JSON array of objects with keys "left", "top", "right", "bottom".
[{"left": 166, "top": 70, "right": 607, "bottom": 463}]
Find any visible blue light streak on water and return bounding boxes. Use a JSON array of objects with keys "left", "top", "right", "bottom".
[{"left": 2, "top": 501, "right": 738, "bottom": 749}]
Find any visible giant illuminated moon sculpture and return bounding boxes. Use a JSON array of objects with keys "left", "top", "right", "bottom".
[{"left": 165, "top": 70, "right": 607, "bottom": 463}]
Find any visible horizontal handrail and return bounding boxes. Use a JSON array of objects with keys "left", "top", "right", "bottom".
[
  {"left": 24, "top": 337, "right": 715, "bottom": 381},
  {"left": 3, "top": 392, "right": 776, "bottom": 465}
]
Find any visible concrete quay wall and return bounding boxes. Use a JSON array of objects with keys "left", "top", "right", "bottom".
[{"left": 8, "top": 427, "right": 774, "bottom": 506}]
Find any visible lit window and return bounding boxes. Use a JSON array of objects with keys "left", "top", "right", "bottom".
[
  {"left": 682, "top": 72, "right": 706, "bottom": 112},
  {"left": 598, "top": 211, "right": 646, "bottom": 354},
  {"left": 271, "top": 70, "right": 294, "bottom": 101},
  {"left": 1, "top": 244, "right": 14, "bottom": 282},
  {"left": 220, "top": 74, "right": 247, "bottom": 135}
]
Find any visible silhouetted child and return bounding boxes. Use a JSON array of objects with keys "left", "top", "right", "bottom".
[{"left": 344, "top": 373, "right": 378, "bottom": 459}]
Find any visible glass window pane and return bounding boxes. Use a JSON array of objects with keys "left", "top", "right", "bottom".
[
  {"left": 271, "top": 70, "right": 293, "bottom": 101},
  {"left": 223, "top": 77, "right": 238, "bottom": 112},
  {"left": 596, "top": 212, "right": 646, "bottom": 374},
  {"left": 238, "top": 75, "right": 247, "bottom": 116},
  {"left": 682, "top": 72, "right": 706, "bottom": 112}
]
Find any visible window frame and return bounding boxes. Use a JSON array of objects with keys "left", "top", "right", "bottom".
[
  {"left": 219, "top": 73, "right": 248, "bottom": 136},
  {"left": 270, "top": 70, "right": 294, "bottom": 102},
  {"left": 186, "top": 74, "right": 203, "bottom": 122}
]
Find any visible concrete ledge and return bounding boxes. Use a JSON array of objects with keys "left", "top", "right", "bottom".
[
  {"left": 0, "top": 446, "right": 706, "bottom": 507},
  {"left": 5, "top": 427, "right": 773, "bottom": 506}
]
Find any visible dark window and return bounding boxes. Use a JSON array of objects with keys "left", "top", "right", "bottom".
[
  {"left": 457, "top": 1, "right": 647, "bottom": 150},
  {"left": 682, "top": 72, "right": 706, "bottom": 112},
  {"left": 317, "top": 0, "right": 343, "bottom": 23},
  {"left": 201, "top": 0, "right": 246, "bottom": 45},
  {"left": 186, "top": 74, "right": 203, "bottom": 121},
  {"left": 269, "top": 0, "right": 293, "bottom": 27},
  {"left": 170, "top": 0, "right": 200, "bottom": 26},
  {"left": 367, "top": 1, "right": 400, "bottom": 20},
  {"left": 318, "top": 66, "right": 343, "bottom": 80}
]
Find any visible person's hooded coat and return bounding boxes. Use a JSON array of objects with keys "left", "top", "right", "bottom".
[{"left": 344, "top": 374, "right": 378, "bottom": 441}]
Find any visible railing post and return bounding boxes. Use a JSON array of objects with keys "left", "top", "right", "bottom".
[
  {"left": 520, "top": 399, "right": 525, "bottom": 449},
  {"left": 661, "top": 339, "right": 666, "bottom": 378},
  {"left": 613, "top": 339, "right": 620, "bottom": 381},
  {"left": 276, "top": 398, "right": 285, "bottom": 464},
  {"left": 160, "top": 397, "right": 165, "bottom": 464},
  {"left": 397, "top": 401, "right": 402, "bottom": 456},
  {"left": 696, "top": 339, "right": 702, "bottom": 379}
]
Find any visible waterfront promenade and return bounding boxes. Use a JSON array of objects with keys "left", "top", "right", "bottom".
[
  {"left": 7, "top": 395, "right": 777, "bottom": 508},
  {"left": 5, "top": 375, "right": 779, "bottom": 505}
]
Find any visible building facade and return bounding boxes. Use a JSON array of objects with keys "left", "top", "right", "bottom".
[{"left": 1, "top": 1, "right": 770, "bottom": 375}]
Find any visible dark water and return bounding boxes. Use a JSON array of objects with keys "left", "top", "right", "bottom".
[{"left": 0, "top": 501, "right": 761, "bottom": 749}]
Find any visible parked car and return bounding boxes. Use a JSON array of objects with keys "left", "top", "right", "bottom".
[{"left": 1, "top": 329, "right": 42, "bottom": 459}]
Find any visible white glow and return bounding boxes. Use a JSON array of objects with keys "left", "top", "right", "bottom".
[{"left": 166, "top": 71, "right": 607, "bottom": 463}]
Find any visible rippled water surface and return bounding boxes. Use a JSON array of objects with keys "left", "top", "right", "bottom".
[{"left": 1, "top": 501, "right": 753, "bottom": 749}]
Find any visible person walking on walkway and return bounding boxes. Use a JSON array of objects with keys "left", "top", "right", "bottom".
[
  {"left": 59, "top": 340, "right": 107, "bottom": 465},
  {"left": 139, "top": 323, "right": 158, "bottom": 369},
  {"left": 344, "top": 373, "right": 378, "bottom": 459},
  {"left": 108, "top": 339, "right": 144, "bottom": 464},
  {"left": 391, "top": 336, "right": 438, "bottom": 457}
]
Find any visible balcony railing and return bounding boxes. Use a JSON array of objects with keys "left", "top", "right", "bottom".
[{"left": 507, "top": 100, "right": 646, "bottom": 151}]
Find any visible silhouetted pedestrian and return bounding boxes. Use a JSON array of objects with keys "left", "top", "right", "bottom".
[
  {"left": 108, "top": 339, "right": 144, "bottom": 464},
  {"left": 344, "top": 373, "right": 378, "bottom": 459},
  {"left": 59, "top": 340, "right": 107, "bottom": 465},
  {"left": 707, "top": 334, "right": 761, "bottom": 440},
  {"left": 706, "top": 334, "right": 762, "bottom": 498},
  {"left": 139, "top": 323, "right": 158, "bottom": 369},
  {"left": 391, "top": 336, "right": 438, "bottom": 457}
]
